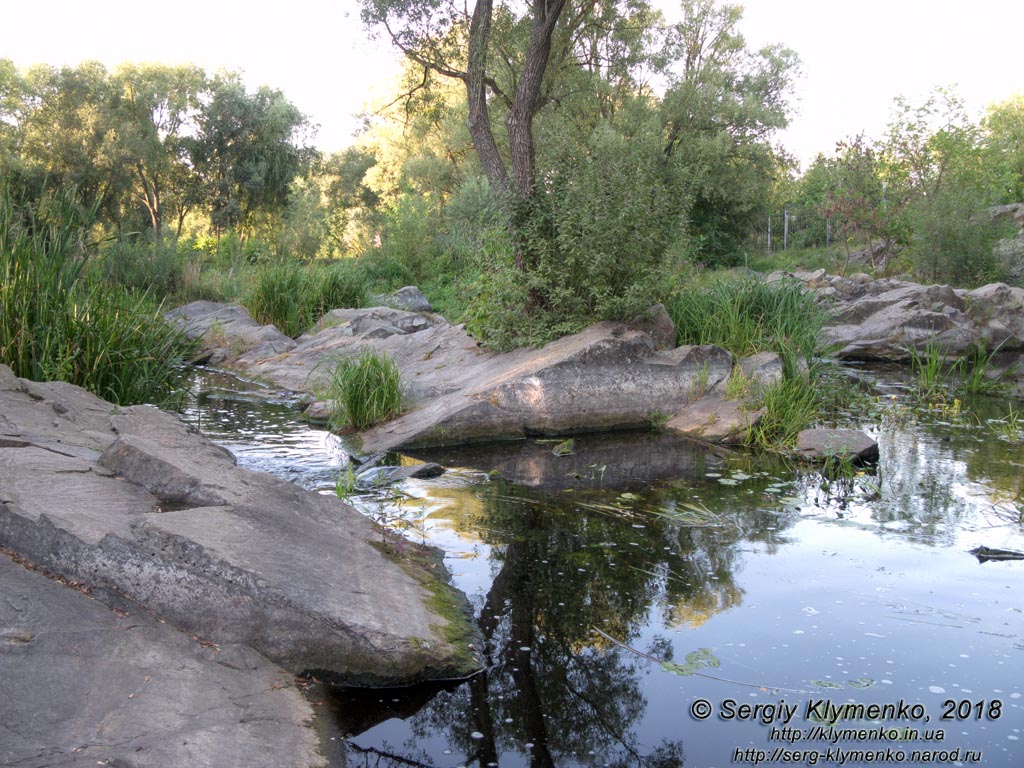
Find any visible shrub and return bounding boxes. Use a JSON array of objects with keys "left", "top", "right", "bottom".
[
  {"left": 326, "top": 348, "right": 403, "bottom": 430},
  {"left": 465, "top": 122, "right": 684, "bottom": 350},
  {"left": 908, "top": 187, "right": 1015, "bottom": 287}
]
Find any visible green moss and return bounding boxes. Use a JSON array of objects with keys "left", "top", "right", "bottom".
[{"left": 369, "top": 539, "right": 481, "bottom": 676}]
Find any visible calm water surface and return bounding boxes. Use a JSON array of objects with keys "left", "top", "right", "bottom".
[{"left": 182, "top": 367, "right": 1024, "bottom": 767}]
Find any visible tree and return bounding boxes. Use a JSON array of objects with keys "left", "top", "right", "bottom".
[
  {"left": 109, "top": 64, "right": 207, "bottom": 238},
  {"left": 16, "top": 62, "right": 126, "bottom": 220},
  {"left": 189, "top": 75, "right": 313, "bottom": 236},
  {"left": 984, "top": 94, "right": 1024, "bottom": 202},
  {"left": 363, "top": 0, "right": 569, "bottom": 216},
  {"left": 659, "top": 0, "right": 798, "bottom": 263}
]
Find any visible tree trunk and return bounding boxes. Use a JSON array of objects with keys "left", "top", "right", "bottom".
[
  {"left": 507, "top": 0, "right": 567, "bottom": 198},
  {"left": 465, "top": 0, "right": 510, "bottom": 197}
]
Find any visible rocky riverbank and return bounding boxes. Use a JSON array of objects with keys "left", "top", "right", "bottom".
[
  {"left": 0, "top": 363, "right": 480, "bottom": 766},
  {"left": 168, "top": 299, "right": 790, "bottom": 451}
]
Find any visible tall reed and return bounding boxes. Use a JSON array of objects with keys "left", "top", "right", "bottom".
[
  {"left": 0, "top": 186, "right": 194, "bottom": 406},
  {"left": 666, "top": 275, "right": 826, "bottom": 362}
]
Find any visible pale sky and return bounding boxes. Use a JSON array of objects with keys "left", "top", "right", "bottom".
[{"left": 3, "top": 0, "right": 1022, "bottom": 169}]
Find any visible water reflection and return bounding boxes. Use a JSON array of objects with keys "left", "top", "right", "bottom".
[{"left": 180, "top": 367, "right": 1024, "bottom": 767}]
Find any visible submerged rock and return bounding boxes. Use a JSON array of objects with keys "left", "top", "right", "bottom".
[
  {"left": 793, "top": 428, "right": 879, "bottom": 464},
  {"left": 0, "top": 364, "right": 479, "bottom": 687}
]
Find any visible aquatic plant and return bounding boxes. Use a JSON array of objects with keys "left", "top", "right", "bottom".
[{"left": 908, "top": 338, "right": 1010, "bottom": 404}]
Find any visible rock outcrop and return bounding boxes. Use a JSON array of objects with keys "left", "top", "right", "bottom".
[
  {"left": 769, "top": 270, "right": 1024, "bottom": 369},
  {"left": 0, "top": 364, "right": 479, "bottom": 687},
  {"left": 0, "top": 553, "right": 323, "bottom": 768},
  {"left": 794, "top": 428, "right": 879, "bottom": 464},
  {"left": 170, "top": 301, "right": 744, "bottom": 451}
]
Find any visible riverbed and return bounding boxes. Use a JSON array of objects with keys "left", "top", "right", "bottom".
[{"left": 181, "top": 366, "right": 1024, "bottom": 767}]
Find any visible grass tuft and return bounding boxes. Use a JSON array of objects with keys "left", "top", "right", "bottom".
[
  {"left": 326, "top": 348, "right": 403, "bottom": 430},
  {"left": 666, "top": 274, "right": 827, "bottom": 362}
]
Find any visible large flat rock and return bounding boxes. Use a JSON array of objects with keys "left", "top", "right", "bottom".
[
  {"left": 0, "top": 364, "right": 478, "bottom": 687},
  {"left": 0, "top": 553, "right": 323, "bottom": 768}
]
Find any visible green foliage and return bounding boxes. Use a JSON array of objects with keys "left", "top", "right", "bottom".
[
  {"left": 907, "top": 184, "right": 1014, "bottom": 286},
  {"left": 745, "top": 374, "right": 822, "bottom": 450},
  {"left": 334, "top": 465, "right": 358, "bottom": 500},
  {"left": 1, "top": 60, "right": 310, "bottom": 241},
  {"left": 0, "top": 185, "right": 194, "bottom": 406},
  {"left": 189, "top": 75, "right": 313, "bottom": 234},
  {"left": 97, "top": 238, "right": 192, "bottom": 296},
  {"left": 466, "top": 122, "right": 684, "bottom": 350},
  {"left": 908, "top": 338, "right": 1009, "bottom": 401},
  {"left": 666, "top": 275, "right": 826, "bottom": 362},
  {"left": 378, "top": 192, "right": 444, "bottom": 278},
  {"left": 243, "top": 260, "right": 368, "bottom": 338},
  {"left": 326, "top": 348, "right": 403, "bottom": 430}
]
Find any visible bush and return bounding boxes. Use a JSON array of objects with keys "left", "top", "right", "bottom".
[
  {"left": 0, "top": 186, "right": 194, "bottom": 406},
  {"left": 326, "top": 348, "right": 403, "bottom": 430},
  {"left": 909, "top": 187, "right": 1015, "bottom": 287},
  {"left": 465, "top": 122, "right": 685, "bottom": 350}
]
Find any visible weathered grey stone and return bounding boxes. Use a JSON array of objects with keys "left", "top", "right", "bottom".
[
  {"left": 0, "top": 364, "right": 479, "bottom": 687},
  {"left": 813, "top": 275, "right": 1024, "bottom": 361},
  {"left": 628, "top": 303, "right": 677, "bottom": 349},
  {"left": 388, "top": 285, "right": 433, "bottom": 313},
  {"left": 0, "top": 553, "right": 323, "bottom": 768},
  {"left": 166, "top": 301, "right": 297, "bottom": 363},
  {"left": 357, "top": 328, "right": 734, "bottom": 452},
  {"left": 665, "top": 395, "right": 765, "bottom": 444},
  {"left": 179, "top": 299, "right": 732, "bottom": 451},
  {"left": 794, "top": 428, "right": 879, "bottom": 463},
  {"left": 737, "top": 351, "right": 785, "bottom": 391}
]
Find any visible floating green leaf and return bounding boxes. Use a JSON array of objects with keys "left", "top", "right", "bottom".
[
  {"left": 847, "top": 677, "right": 875, "bottom": 689},
  {"left": 552, "top": 438, "right": 575, "bottom": 456},
  {"left": 810, "top": 679, "right": 844, "bottom": 689},
  {"left": 660, "top": 648, "right": 721, "bottom": 677}
]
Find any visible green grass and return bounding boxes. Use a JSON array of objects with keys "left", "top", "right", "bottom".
[
  {"left": 664, "top": 273, "right": 833, "bottom": 451},
  {"left": 908, "top": 338, "right": 1009, "bottom": 402},
  {"left": 745, "top": 374, "right": 822, "bottom": 450},
  {"left": 326, "top": 348, "right": 403, "bottom": 430},
  {"left": 666, "top": 274, "right": 827, "bottom": 363},
  {"left": 243, "top": 260, "right": 369, "bottom": 337},
  {"left": 0, "top": 186, "right": 194, "bottom": 407}
]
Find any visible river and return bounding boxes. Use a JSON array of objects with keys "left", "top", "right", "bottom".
[{"left": 181, "top": 365, "right": 1024, "bottom": 767}]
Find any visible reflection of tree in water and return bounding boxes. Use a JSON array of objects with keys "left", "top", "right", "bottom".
[{"left": 346, "top": 477, "right": 796, "bottom": 767}]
